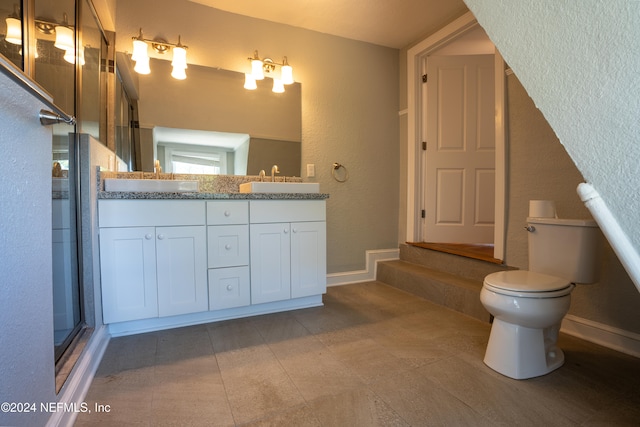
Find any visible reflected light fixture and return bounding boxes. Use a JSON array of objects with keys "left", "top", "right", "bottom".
[
  {"left": 244, "top": 73, "right": 257, "bottom": 90},
  {"left": 272, "top": 79, "right": 285, "bottom": 93},
  {"left": 54, "top": 13, "right": 74, "bottom": 52},
  {"left": 5, "top": 5, "right": 22, "bottom": 45},
  {"left": 131, "top": 29, "right": 188, "bottom": 80},
  {"left": 246, "top": 50, "right": 294, "bottom": 92}
]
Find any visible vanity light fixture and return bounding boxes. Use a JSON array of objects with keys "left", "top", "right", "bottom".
[
  {"left": 5, "top": 5, "right": 22, "bottom": 45},
  {"left": 131, "top": 29, "right": 189, "bottom": 80},
  {"left": 246, "top": 50, "right": 294, "bottom": 92}
]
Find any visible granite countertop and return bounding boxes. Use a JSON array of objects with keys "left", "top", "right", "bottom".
[
  {"left": 97, "top": 171, "right": 329, "bottom": 200},
  {"left": 98, "top": 191, "right": 329, "bottom": 200}
]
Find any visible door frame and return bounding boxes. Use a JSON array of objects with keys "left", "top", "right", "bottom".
[{"left": 406, "top": 11, "right": 506, "bottom": 260}]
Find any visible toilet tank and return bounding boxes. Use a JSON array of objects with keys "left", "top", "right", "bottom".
[{"left": 527, "top": 217, "right": 602, "bottom": 283}]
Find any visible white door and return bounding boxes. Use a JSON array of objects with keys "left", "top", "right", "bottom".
[
  {"left": 423, "top": 54, "right": 495, "bottom": 243},
  {"left": 156, "top": 225, "right": 208, "bottom": 317},
  {"left": 250, "top": 223, "right": 291, "bottom": 304},
  {"left": 99, "top": 226, "right": 158, "bottom": 323},
  {"left": 291, "top": 221, "right": 327, "bottom": 298}
]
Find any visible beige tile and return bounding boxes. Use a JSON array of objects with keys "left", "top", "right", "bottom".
[
  {"left": 371, "top": 368, "right": 492, "bottom": 426},
  {"left": 242, "top": 403, "right": 322, "bottom": 427},
  {"left": 418, "top": 356, "right": 577, "bottom": 426},
  {"left": 309, "top": 388, "right": 409, "bottom": 427}
]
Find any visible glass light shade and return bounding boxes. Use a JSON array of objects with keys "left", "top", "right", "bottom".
[
  {"left": 54, "top": 26, "right": 74, "bottom": 51},
  {"left": 171, "top": 65, "right": 186, "bottom": 80},
  {"left": 251, "top": 59, "right": 264, "bottom": 80},
  {"left": 63, "top": 47, "right": 85, "bottom": 65},
  {"left": 171, "top": 46, "right": 187, "bottom": 69},
  {"left": 281, "top": 64, "right": 293, "bottom": 85},
  {"left": 5, "top": 17, "right": 22, "bottom": 45},
  {"left": 272, "top": 78, "right": 285, "bottom": 93},
  {"left": 131, "top": 39, "right": 149, "bottom": 62},
  {"left": 244, "top": 73, "right": 257, "bottom": 90},
  {"left": 134, "top": 56, "right": 150, "bottom": 74}
]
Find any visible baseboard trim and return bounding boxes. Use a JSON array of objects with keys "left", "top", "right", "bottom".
[
  {"left": 46, "top": 325, "right": 110, "bottom": 427},
  {"left": 561, "top": 314, "right": 640, "bottom": 358},
  {"left": 327, "top": 248, "right": 399, "bottom": 287}
]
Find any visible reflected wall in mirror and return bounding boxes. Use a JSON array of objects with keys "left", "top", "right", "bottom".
[{"left": 122, "top": 56, "right": 302, "bottom": 176}]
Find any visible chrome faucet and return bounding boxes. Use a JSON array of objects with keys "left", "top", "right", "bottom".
[
  {"left": 259, "top": 170, "right": 266, "bottom": 182},
  {"left": 271, "top": 165, "right": 280, "bottom": 182}
]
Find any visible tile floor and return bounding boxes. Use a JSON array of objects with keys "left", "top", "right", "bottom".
[{"left": 75, "top": 282, "right": 640, "bottom": 426}]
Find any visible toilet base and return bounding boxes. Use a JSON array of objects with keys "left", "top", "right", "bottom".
[{"left": 483, "top": 318, "right": 565, "bottom": 379}]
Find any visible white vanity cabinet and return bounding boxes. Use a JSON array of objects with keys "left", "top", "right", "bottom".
[
  {"left": 98, "top": 200, "right": 207, "bottom": 323},
  {"left": 249, "top": 200, "right": 326, "bottom": 305},
  {"left": 206, "top": 201, "right": 250, "bottom": 310}
]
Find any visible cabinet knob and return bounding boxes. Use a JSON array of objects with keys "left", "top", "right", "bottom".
[
  {"left": 224, "top": 210, "right": 231, "bottom": 217},
  {"left": 283, "top": 229, "right": 288, "bottom": 234},
  {"left": 145, "top": 233, "right": 153, "bottom": 240},
  {"left": 226, "top": 284, "right": 233, "bottom": 291},
  {"left": 157, "top": 234, "right": 165, "bottom": 240},
  {"left": 225, "top": 244, "right": 232, "bottom": 250},
  {"left": 292, "top": 228, "right": 297, "bottom": 233}
]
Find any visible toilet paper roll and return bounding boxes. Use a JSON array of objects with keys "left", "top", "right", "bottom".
[{"left": 529, "top": 200, "right": 557, "bottom": 218}]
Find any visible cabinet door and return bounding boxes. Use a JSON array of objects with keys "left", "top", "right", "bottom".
[
  {"left": 291, "top": 221, "right": 327, "bottom": 298},
  {"left": 99, "top": 227, "right": 158, "bottom": 323},
  {"left": 156, "top": 226, "right": 208, "bottom": 317},
  {"left": 250, "top": 223, "right": 291, "bottom": 304}
]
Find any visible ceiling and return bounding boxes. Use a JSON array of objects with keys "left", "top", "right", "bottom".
[{"left": 187, "top": 0, "right": 469, "bottom": 49}]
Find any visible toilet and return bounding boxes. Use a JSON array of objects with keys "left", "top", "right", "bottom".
[{"left": 480, "top": 216, "right": 601, "bottom": 379}]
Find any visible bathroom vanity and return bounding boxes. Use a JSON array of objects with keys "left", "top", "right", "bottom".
[{"left": 97, "top": 187, "right": 327, "bottom": 336}]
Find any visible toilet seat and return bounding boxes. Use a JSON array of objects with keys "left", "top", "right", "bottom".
[{"left": 484, "top": 270, "right": 574, "bottom": 298}]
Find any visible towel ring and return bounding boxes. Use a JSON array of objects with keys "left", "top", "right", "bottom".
[{"left": 332, "top": 162, "right": 349, "bottom": 183}]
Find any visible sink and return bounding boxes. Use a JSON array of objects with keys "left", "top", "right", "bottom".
[
  {"left": 239, "top": 182, "right": 320, "bottom": 194},
  {"left": 104, "top": 179, "right": 199, "bottom": 192}
]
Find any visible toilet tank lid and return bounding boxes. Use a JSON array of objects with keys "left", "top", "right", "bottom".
[
  {"left": 527, "top": 217, "right": 598, "bottom": 227},
  {"left": 484, "top": 270, "right": 571, "bottom": 293}
]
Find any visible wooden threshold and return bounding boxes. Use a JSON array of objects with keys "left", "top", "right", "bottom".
[{"left": 408, "top": 242, "right": 503, "bottom": 264}]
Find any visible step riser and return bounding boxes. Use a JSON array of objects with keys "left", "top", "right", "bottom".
[{"left": 400, "top": 244, "right": 509, "bottom": 282}]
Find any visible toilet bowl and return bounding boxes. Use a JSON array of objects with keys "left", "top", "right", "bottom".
[
  {"left": 481, "top": 270, "right": 575, "bottom": 379},
  {"left": 480, "top": 215, "right": 601, "bottom": 380}
]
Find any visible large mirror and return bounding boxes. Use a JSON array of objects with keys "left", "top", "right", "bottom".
[{"left": 119, "top": 56, "right": 302, "bottom": 176}]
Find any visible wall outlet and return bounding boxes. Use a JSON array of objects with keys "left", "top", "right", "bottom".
[{"left": 306, "top": 163, "right": 315, "bottom": 178}]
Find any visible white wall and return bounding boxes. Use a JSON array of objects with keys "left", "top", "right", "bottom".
[
  {"left": 0, "top": 71, "right": 56, "bottom": 427},
  {"left": 463, "top": 0, "right": 640, "bottom": 265},
  {"left": 115, "top": 0, "right": 400, "bottom": 273}
]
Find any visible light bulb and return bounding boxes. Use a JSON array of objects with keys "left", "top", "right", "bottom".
[
  {"left": 171, "top": 46, "right": 187, "bottom": 69},
  {"left": 54, "top": 25, "right": 74, "bottom": 51},
  {"left": 5, "top": 17, "right": 22, "bottom": 45},
  {"left": 134, "top": 56, "right": 150, "bottom": 74},
  {"left": 281, "top": 57, "right": 293, "bottom": 84},
  {"left": 244, "top": 73, "right": 257, "bottom": 90},
  {"left": 171, "top": 65, "right": 186, "bottom": 80},
  {"left": 252, "top": 59, "right": 264, "bottom": 80},
  {"left": 272, "top": 79, "right": 285, "bottom": 93},
  {"left": 131, "top": 39, "right": 148, "bottom": 62}
]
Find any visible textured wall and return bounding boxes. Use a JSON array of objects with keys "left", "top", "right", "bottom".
[
  {"left": 464, "top": 0, "right": 640, "bottom": 261},
  {"left": 116, "top": 0, "right": 400, "bottom": 272},
  {"left": 0, "top": 72, "right": 56, "bottom": 426}
]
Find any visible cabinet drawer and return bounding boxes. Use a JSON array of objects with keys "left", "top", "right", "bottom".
[
  {"left": 209, "top": 266, "right": 250, "bottom": 310},
  {"left": 207, "top": 201, "right": 249, "bottom": 225},
  {"left": 249, "top": 200, "right": 326, "bottom": 223},
  {"left": 207, "top": 225, "right": 249, "bottom": 268},
  {"left": 99, "top": 200, "right": 205, "bottom": 227}
]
